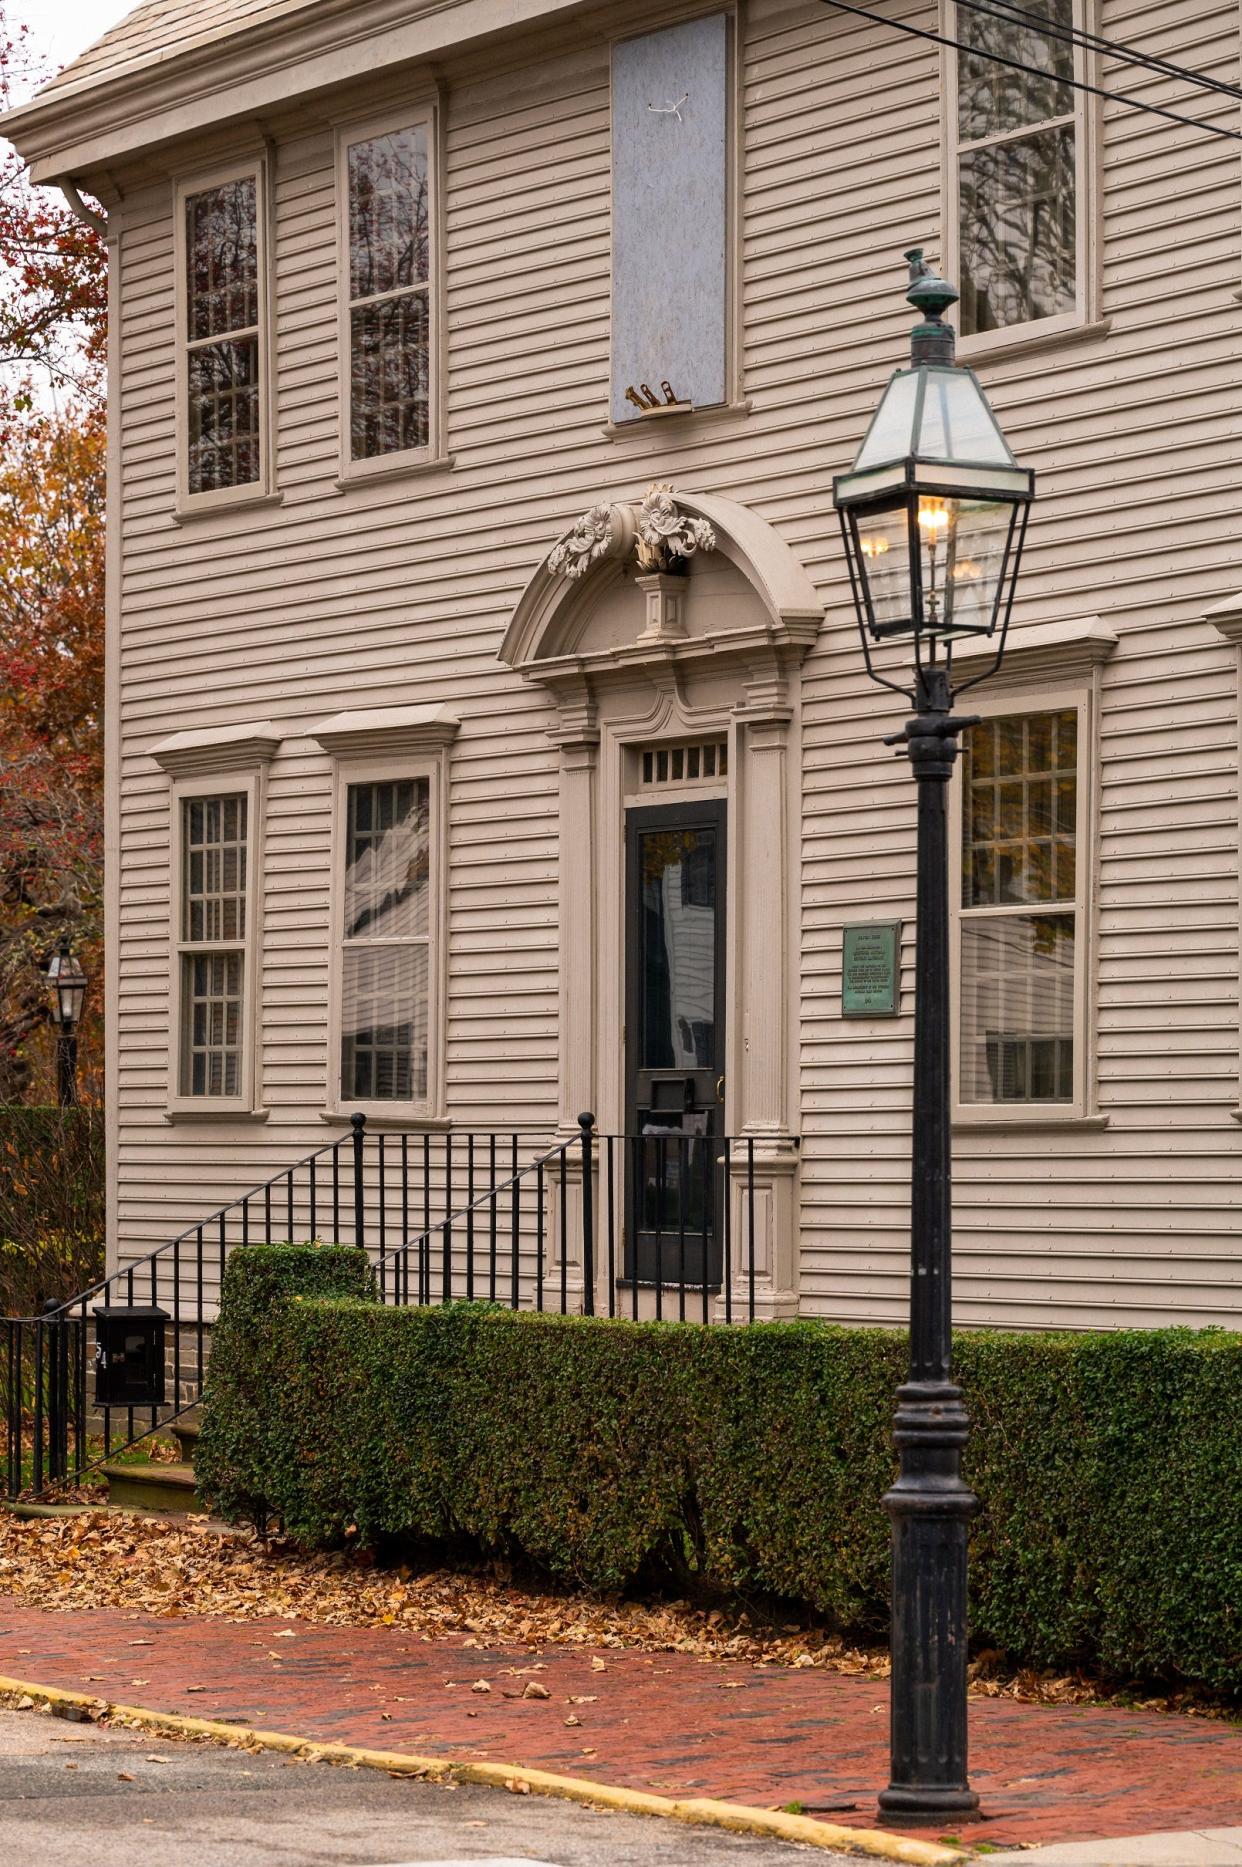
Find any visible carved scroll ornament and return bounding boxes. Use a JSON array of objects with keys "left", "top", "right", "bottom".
[{"left": 547, "top": 484, "right": 716, "bottom": 581}]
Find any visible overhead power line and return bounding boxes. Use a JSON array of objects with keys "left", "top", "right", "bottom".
[{"left": 819, "top": 0, "right": 1242, "bottom": 143}]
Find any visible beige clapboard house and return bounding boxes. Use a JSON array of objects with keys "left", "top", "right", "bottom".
[{"left": 5, "top": 0, "right": 1242, "bottom": 1333}]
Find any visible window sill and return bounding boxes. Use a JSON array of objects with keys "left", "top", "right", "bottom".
[
  {"left": 318, "top": 1108, "right": 452, "bottom": 1131},
  {"left": 164, "top": 1105, "right": 269, "bottom": 1123},
  {"left": 334, "top": 453, "right": 455, "bottom": 490},
  {"left": 603, "top": 398, "right": 751, "bottom": 440},
  {"left": 172, "top": 490, "right": 284, "bottom": 525},
  {"left": 954, "top": 1111, "right": 1109, "bottom": 1133},
  {"left": 957, "top": 317, "right": 1111, "bottom": 369}
]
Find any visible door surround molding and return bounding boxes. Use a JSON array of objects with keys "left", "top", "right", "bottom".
[{"left": 500, "top": 490, "right": 822, "bottom": 1317}]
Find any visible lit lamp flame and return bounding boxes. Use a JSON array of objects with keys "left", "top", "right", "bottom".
[
  {"left": 917, "top": 497, "right": 950, "bottom": 536},
  {"left": 860, "top": 533, "right": 890, "bottom": 559}
]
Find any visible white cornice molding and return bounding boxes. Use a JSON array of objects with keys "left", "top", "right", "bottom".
[
  {"left": 309, "top": 703, "right": 462, "bottom": 757},
  {"left": 1205, "top": 591, "right": 1242, "bottom": 646},
  {"left": 149, "top": 719, "right": 282, "bottom": 775},
  {"left": 948, "top": 615, "right": 1118, "bottom": 687}
]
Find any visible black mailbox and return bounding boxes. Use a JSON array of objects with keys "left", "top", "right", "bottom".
[{"left": 93, "top": 1305, "right": 168, "bottom": 1407}]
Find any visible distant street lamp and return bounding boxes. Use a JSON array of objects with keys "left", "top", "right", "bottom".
[
  {"left": 833, "top": 250, "right": 1034, "bottom": 1825},
  {"left": 46, "top": 938, "right": 88, "bottom": 1109}
]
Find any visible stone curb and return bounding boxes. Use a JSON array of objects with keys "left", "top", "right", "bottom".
[{"left": 0, "top": 1674, "right": 964, "bottom": 1865}]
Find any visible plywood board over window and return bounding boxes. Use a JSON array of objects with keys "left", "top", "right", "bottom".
[{"left": 611, "top": 13, "right": 732, "bottom": 424}]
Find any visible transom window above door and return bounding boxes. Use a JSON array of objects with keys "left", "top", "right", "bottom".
[
  {"left": 638, "top": 739, "right": 729, "bottom": 788},
  {"left": 340, "top": 113, "right": 435, "bottom": 471}
]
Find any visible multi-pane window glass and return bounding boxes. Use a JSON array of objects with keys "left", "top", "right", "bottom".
[
  {"left": 960, "top": 710, "right": 1078, "bottom": 1104},
  {"left": 180, "top": 795, "right": 248, "bottom": 1097},
  {"left": 346, "top": 126, "right": 430, "bottom": 460},
  {"left": 956, "top": 0, "right": 1077, "bottom": 335},
  {"left": 184, "top": 178, "right": 262, "bottom": 494},
  {"left": 340, "top": 778, "right": 431, "bottom": 1102}
]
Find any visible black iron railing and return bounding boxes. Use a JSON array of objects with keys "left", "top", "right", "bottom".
[{"left": 2, "top": 1115, "right": 791, "bottom": 1500}]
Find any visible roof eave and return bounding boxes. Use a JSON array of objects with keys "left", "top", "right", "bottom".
[{"left": 3, "top": 0, "right": 594, "bottom": 182}]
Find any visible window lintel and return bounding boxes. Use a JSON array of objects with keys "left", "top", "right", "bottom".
[
  {"left": 151, "top": 720, "right": 282, "bottom": 776},
  {"left": 310, "top": 703, "right": 460, "bottom": 759},
  {"left": 948, "top": 614, "right": 1117, "bottom": 688}
]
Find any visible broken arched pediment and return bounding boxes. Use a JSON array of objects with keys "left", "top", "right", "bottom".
[{"left": 498, "top": 489, "right": 824, "bottom": 684}]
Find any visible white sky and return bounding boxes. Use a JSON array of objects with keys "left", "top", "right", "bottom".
[{"left": 12, "top": 0, "right": 135, "bottom": 101}]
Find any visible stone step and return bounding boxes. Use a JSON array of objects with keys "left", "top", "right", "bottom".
[{"left": 101, "top": 1460, "right": 202, "bottom": 1515}]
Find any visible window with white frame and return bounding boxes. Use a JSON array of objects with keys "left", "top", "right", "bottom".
[
  {"left": 342, "top": 119, "right": 432, "bottom": 463},
  {"left": 182, "top": 173, "right": 264, "bottom": 495},
  {"left": 951, "top": 0, "right": 1084, "bottom": 338},
  {"left": 179, "top": 793, "right": 249, "bottom": 1096},
  {"left": 958, "top": 706, "right": 1082, "bottom": 1106},
  {"left": 339, "top": 776, "right": 432, "bottom": 1103}
]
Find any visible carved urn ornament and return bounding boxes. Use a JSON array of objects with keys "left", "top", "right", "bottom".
[{"left": 547, "top": 483, "right": 716, "bottom": 581}]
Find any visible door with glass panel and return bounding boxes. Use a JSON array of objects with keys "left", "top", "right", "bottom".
[{"left": 624, "top": 800, "right": 726, "bottom": 1288}]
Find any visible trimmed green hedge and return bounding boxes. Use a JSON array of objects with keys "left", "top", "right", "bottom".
[{"left": 197, "top": 1245, "right": 1242, "bottom": 1691}]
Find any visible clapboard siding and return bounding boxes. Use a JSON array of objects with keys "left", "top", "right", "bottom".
[{"left": 94, "top": 0, "right": 1242, "bottom": 1324}]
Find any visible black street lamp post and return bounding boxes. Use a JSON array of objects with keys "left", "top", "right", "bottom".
[
  {"left": 46, "top": 937, "right": 88, "bottom": 1109},
  {"left": 833, "top": 251, "right": 1034, "bottom": 1824}
]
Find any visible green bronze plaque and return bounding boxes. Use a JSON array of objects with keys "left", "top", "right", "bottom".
[{"left": 842, "top": 920, "right": 901, "bottom": 1018}]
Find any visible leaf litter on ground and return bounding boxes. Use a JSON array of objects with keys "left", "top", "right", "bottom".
[{"left": 0, "top": 1511, "right": 1231, "bottom": 1721}]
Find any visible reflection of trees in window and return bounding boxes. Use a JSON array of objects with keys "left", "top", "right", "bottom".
[
  {"left": 346, "top": 126, "right": 431, "bottom": 459},
  {"left": 956, "top": 0, "right": 1077, "bottom": 335},
  {"left": 184, "top": 178, "right": 262, "bottom": 493}
]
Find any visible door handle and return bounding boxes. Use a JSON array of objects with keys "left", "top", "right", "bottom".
[{"left": 715, "top": 1075, "right": 726, "bottom": 1104}]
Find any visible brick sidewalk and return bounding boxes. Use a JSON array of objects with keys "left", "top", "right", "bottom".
[{"left": 1, "top": 1604, "right": 1239, "bottom": 1853}]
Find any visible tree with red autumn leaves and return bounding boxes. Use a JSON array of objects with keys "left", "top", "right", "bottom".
[{"left": 0, "top": 8, "right": 106, "bottom": 1102}]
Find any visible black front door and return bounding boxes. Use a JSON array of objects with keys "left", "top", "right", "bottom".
[{"left": 624, "top": 799, "right": 726, "bottom": 1288}]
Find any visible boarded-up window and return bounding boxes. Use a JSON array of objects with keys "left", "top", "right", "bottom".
[{"left": 611, "top": 15, "right": 729, "bottom": 424}]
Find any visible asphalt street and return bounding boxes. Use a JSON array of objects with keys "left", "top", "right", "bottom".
[{"left": 0, "top": 1706, "right": 840, "bottom": 1866}]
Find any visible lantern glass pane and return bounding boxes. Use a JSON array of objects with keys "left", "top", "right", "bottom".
[
  {"left": 916, "top": 367, "right": 1013, "bottom": 466},
  {"left": 939, "top": 496, "right": 1012, "bottom": 634},
  {"left": 856, "top": 495, "right": 1014, "bottom": 640},
  {"left": 852, "top": 370, "right": 919, "bottom": 472},
  {"left": 854, "top": 506, "right": 912, "bottom": 633}
]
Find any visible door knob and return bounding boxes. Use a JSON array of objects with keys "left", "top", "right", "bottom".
[{"left": 715, "top": 1075, "right": 726, "bottom": 1103}]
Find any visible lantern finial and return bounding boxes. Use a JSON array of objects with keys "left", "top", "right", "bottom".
[{"left": 903, "top": 248, "right": 958, "bottom": 366}]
